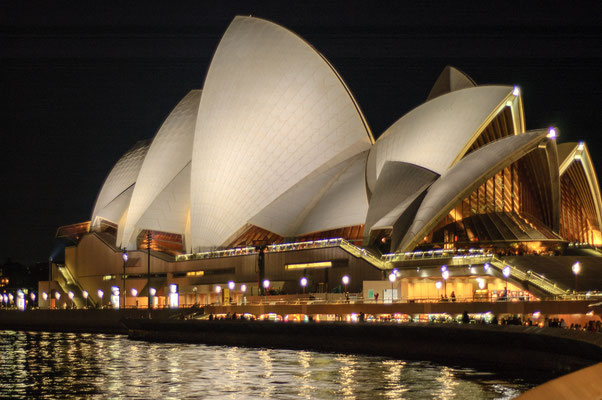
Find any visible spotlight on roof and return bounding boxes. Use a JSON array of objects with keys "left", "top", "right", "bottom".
[
  {"left": 512, "top": 86, "right": 520, "bottom": 96},
  {"left": 547, "top": 127, "right": 557, "bottom": 139},
  {"left": 578, "top": 142, "right": 585, "bottom": 151}
]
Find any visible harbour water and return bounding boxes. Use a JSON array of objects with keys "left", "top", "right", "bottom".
[{"left": 0, "top": 330, "right": 538, "bottom": 399}]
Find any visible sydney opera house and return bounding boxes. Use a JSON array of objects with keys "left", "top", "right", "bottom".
[{"left": 42, "top": 16, "right": 602, "bottom": 308}]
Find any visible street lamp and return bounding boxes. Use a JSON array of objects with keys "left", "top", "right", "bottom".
[
  {"left": 122, "top": 249, "right": 128, "bottom": 309},
  {"left": 82, "top": 290, "right": 88, "bottom": 308},
  {"left": 30, "top": 292, "right": 36, "bottom": 305},
  {"left": 149, "top": 287, "right": 156, "bottom": 309},
  {"left": 572, "top": 261, "right": 581, "bottom": 294},
  {"left": 262, "top": 279, "right": 270, "bottom": 301},
  {"left": 435, "top": 281, "right": 442, "bottom": 299},
  {"left": 300, "top": 277, "right": 308, "bottom": 294},
  {"left": 228, "top": 281, "right": 235, "bottom": 291},
  {"left": 483, "top": 263, "right": 490, "bottom": 272},
  {"left": 388, "top": 272, "right": 396, "bottom": 302},
  {"left": 240, "top": 284, "right": 247, "bottom": 305},
  {"left": 442, "top": 270, "right": 449, "bottom": 297},
  {"left": 342, "top": 275, "right": 350, "bottom": 294},
  {"left": 68, "top": 291, "right": 74, "bottom": 308},
  {"left": 42, "top": 292, "right": 48, "bottom": 301},
  {"left": 503, "top": 266, "right": 511, "bottom": 290},
  {"left": 97, "top": 289, "right": 104, "bottom": 307}
]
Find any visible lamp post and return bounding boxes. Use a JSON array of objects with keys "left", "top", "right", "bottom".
[
  {"left": 82, "top": 290, "right": 88, "bottom": 308},
  {"left": 300, "top": 277, "right": 307, "bottom": 295},
  {"left": 54, "top": 291, "right": 61, "bottom": 308},
  {"left": 262, "top": 279, "right": 270, "bottom": 302},
  {"left": 146, "top": 231, "right": 152, "bottom": 316},
  {"left": 228, "top": 281, "right": 235, "bottom": 304},
  {"left": 30, "top": 292, "right": 36, "bottom": 308},
  {"left": 122, "top": 249, "right": 128, "bottom": 309},
  {"left": 240, "top": 284, "right": 247, "bottom": 305},
  {"left": 435, "top": 281, "right": 442, "bottom": 300},
  {"left": 342, "top": 275, "right": 350, "bottom": 295},
  {"left": 388, "top": 272, "right": 396, "bottom": 302},
  {"left": 572, "top": 261, "right": 580, "bottom": 294},
  {"left": 97, "top": 289, "right": 104, "bottom": 308},
  {"left": 441, "top": 266, "right": 449, "bottom": 298},
  {"left": 149, "top": 287, "right": 156, "bottom": 309},
  {"left": 131, "top": 288, "right": 138, "bottom": 308},
  {"left": 68, "top": 291, "right": 74, "bottom": 308},
  {"left": 503, "top": 266, "right": 511, "bottom": 291}
]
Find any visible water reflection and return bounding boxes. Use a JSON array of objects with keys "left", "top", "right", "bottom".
[{"left": 0, "top": 331, "right": 535, "bottom": 399}]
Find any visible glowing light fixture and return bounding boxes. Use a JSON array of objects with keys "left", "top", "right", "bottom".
[
  {"left": 512, "top": 86, "right": 520, "bottom": 96},
  {"left": 42, "top": 292, "right": 48, "bottom": 301},
  {"left": 388, "top": 272, "right": 396, "bottom": 283},
  {"left": 572, "top": 261, "right": 581, "bottom": 275},
  {"left": 441, "top": 265, "right": 447, "bottom": 272},
  {"left": 228, "top": 281, "right": 235, "bottom": 291},
  {"left": 82, "top": 290, "right": 88, "bottom": 299},
  {"left": 503, "top": 266, "right": 511, "bottom": 278},
  {"left": 240, "top": 284, "right": 247, "bottom": 293},
  {"left": 54, "top": 292, "right": 61, "bottom": 300},
  {"left": 547, "top": 127, "right": 557, "bottom": 139},
  {"left": 442, "top": 270, "right": 449, "bottom": 280},
  {"left": 68, "top": 291, "right": 74, "bottom": 299},
  {"left": 214, "top": 285, "right": 222, "bottom": 294},
  {"left": 131, "top": 288, "right": 138, "bottom": 297},
  {"left": 435, "top": 281, "right": 442, "bottom": 290},
  {"left": 149, "top": 287, "right": 156, "bottom": 296}
]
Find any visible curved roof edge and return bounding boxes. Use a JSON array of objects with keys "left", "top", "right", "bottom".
[
  {"left": 558, "top": 142, "right": 602, "bottom": 230},
  {"left": 367, "top": 85, "right": 519, "bottom": 192},
  {"left": 90, "top": 139, "right": 151, "bottom": 230},
  {"left": 398, "top": 129, "right": 551, "bottom": 252}
]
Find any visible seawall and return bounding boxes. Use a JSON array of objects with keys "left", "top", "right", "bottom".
[
  {"left": 124, "top": 319, "right": 602, "bottom": 378},
  {"left": 0, "top": 309, "right": 183, "bottom": 334}
]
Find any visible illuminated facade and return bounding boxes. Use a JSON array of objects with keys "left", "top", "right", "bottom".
[{"left": 48, "top": 16, "right": 602, "bottom": 307}]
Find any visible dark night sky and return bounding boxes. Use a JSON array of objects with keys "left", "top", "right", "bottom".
[{"left": 1, "top": 1, "right": 601, "bottom": 265}]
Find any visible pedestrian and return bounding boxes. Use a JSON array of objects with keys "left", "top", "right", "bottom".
[{"left": 450, "top": 291, "right": 456, "bottom": 302}]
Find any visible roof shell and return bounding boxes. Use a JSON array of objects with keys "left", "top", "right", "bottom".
[
  {"left": 190, "top": 16, "right": 373, "bottom": 249},
  {"left": 398, "top": 129, "right": 550, "bottom": 251},
  {"left": 119, "top": 90, "right": 201, "bottom": 248},
  {"left": 91, "top": 139, "right": 151, "bottom": 228},
  {"left": 366, "top": 85, "right": 519, "bottom": 192}
]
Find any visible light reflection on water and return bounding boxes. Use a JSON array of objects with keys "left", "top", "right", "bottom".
[{"left": 0, "top": 331, "right": 535, "bottom": 399}]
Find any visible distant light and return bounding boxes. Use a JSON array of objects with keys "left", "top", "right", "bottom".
[
  {"left": 42, "top": 292, "right": 48, "bottom": 301},
  {"left": 442, "top": 270, "right": 449, "bottom": 280},
  {"left": 547, "top": 127, "right": 557, "bottom": 139},
  {"left": 435, "top": 281, "right": 442, "bottom": 290},
  {"left": 122, "top": 250, "right": 129, "bottom": 262},
  {"left": 97, "top": 289, "right": 104, "bottom": 299},
  {"left": 586, "top": 310, "right": 594, "bottom": 316},
  {"left": 55, "top": 292, "right": 61, "bottom": 300},
  {"left": 68, "top": 291, "right": 74, "bottom": 299},
  {"left": 82, "top": 290, "right": 88, "bottom": 299},
  {"left": 263, "top": 279, "right": 270, "bottom": 289},
  {"left": 572, "top": 261, "right": 581, "bottom": 275},
  {"left": 484, "top": 263, "right": 490, "bottom": 272},
  {"left": 389, "top": 272, "right": 396, "bottom": 283},
  {"left": 503, "top": 266, "right": 511, "bottom": 278},
  {"left": 214, "top": 285, "right": 222, "bottom": 294},
  {"left": 8, "top": 293, "right": 13, "bottom": 302},
  {"left": 30, "top": 292, "right": 36, "bottom": 301},
  {"left": 342, "top": 275, "right": 350, "bottom": 285},
  {"left": 240, "top": 284, "right": 247, "bottom": 293},
  {"left": 532, "top": 311, "right": 541, "bottom": 318},
  {"left": 111, "top": 286, "right": 119, "bottom": 295},
  {"left": 300, "top": 277, "right": 308, "bottom": 287},
  {"left": 149, "top": 287, "right": 156, "bottom": 296},
  {"left": 512, "top": 86, "right": 520, "bottom": 96},
  {"left": 228, "top": 281, "right": 235, "bottom": 291},
  {"left": 577, "top": 142, "right": 585, "bottom": 151},
  {"left": 131, "top": 288, "right": 138, "bottom": 297},
  {"left": 478, "top": 279, "right": 486, "bottom": 290},
  {"left": 440, "top": 265, "right": 447, "bottom": 272}
]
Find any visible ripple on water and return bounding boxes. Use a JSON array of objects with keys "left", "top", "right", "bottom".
[{"left": 0, "top": 331, "right": 536, "bottom": 399}]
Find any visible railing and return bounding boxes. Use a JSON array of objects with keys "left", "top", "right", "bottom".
[
  {"left": 382, "top": 248, "right": 491, "bottom": 262},
  {"left": 488, "top": 256, "right": 568, "bottom": 297},
  {"left": 176, "top": 246, "right": 257, "bottom": 261}
]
